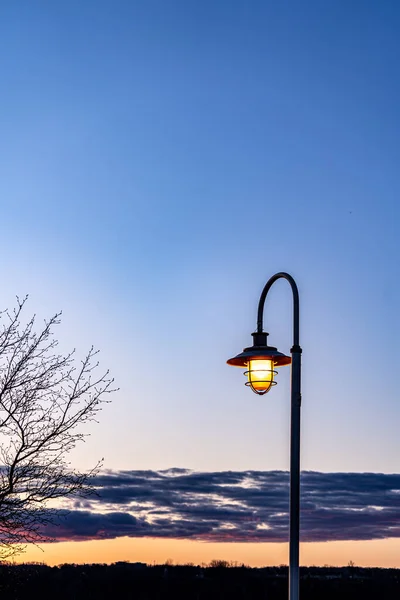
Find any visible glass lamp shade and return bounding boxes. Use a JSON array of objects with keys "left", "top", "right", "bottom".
[
  {"left": 245, "top": 359, "right": 276, "bottom": 395},
  {"left": 227, "top": 337, "right": 290, "bottom": 395}
]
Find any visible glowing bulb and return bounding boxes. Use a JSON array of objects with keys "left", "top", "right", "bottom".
[{"left": 247, "top": 359, "right": 274, "bottom": 394}]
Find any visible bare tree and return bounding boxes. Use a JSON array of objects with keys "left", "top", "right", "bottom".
[{"left": 0, "top": 296, "right": 115, "bottom": 559}]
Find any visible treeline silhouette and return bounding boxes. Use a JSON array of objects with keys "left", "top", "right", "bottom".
[{"left": 0, "top": 561, "right": 398, "bottom": 599}]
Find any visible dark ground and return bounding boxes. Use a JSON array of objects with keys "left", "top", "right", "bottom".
[{"left": 0, "top": 562, "right": 398, "bottom": 599}]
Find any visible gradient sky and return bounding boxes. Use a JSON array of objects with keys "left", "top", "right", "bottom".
[{"left": 1, "top": 0, "right": 399, "bottom": 567}]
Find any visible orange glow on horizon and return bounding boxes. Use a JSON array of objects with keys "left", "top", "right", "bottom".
[{"left": 13, "top": 537, "right": 400, "bottom": 569}]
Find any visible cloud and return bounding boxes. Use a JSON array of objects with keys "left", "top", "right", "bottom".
[{"left": 41, "top": 470, "right": 400, "bottom": 544}]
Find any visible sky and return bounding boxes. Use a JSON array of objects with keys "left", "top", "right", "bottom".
[{"left": 0, "top": 0, "right": 399, "bottom": 567}]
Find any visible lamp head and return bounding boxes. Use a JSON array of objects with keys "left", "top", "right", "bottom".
[{"left": 227, "top": 332, "right": 291, "bottom": 395}]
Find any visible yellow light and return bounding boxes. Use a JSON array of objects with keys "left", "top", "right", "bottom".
[{"left": 247, "top": 359, "right": 274, "bottom": 394}]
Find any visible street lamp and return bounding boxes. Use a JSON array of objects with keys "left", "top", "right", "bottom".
[{"left": 227, "top": 272, "right": 302, "bottom": 600}]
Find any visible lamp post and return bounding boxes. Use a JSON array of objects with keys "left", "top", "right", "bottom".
[{"left": 227, "top": 272, "right": 302, "bottom": 600}]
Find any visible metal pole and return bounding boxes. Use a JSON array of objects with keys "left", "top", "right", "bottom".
[{"left": 289, "top": 348, "right": 301, "bottom": 600}]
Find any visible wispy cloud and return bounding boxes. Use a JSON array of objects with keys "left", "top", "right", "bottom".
[{"left": 41, "top": 470, "right": 400, "bottom": 543}]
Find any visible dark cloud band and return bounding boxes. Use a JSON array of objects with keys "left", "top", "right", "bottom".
[{"left": 41, "top": 470, "right": 400, "bottom": 544}]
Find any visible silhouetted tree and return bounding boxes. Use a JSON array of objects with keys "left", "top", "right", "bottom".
[
  {"left": 209, "top": 560, "right": 231, "bottom": 568},
  {"left": 0, "top": 297, "right": 115, "bottom": 559},
  {"left": 347, "top": 560, "right": 355, "bottom": 568}
]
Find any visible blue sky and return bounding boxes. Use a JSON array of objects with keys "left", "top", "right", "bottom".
[{"left": 0, "top": 0, "right": 399, "bottom": 486}]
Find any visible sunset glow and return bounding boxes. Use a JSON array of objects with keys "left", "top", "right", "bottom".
[{"left": 16, "top": 538, "right": 400, "bottom": 569}]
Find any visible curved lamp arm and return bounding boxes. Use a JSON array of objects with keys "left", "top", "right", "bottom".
[{"left": 256, "top": 272, "right": 300, "bottom": 350}]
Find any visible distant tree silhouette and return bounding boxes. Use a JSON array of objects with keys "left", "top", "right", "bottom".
[
  {"left": 0, "top": 562, "right": 397, "bottom": 600},
  {"left": 0, "top": 297, "right": 115, "bottom": 559},
  {"left": 209, "top": 560, "right": 231, "bottom": 568},
  {"left": 347, "top": 560, "right": 355, "bottom": 568}
]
